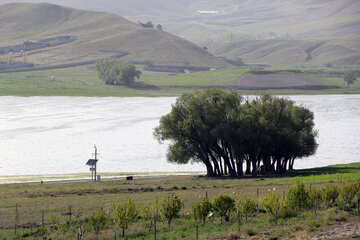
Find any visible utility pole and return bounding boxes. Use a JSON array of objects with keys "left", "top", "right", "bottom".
[
  {"left": 94, "top": 145, "right": 97, "bottom": 181},
  {"left": 86, "top": 145, "right": 99, "bottom": 181}
]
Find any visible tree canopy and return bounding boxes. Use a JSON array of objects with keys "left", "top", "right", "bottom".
[
  {"left": 96, "top": 59, "right": 141, "bottom": 86},
  {"left": 344, "top": 71, "right": 357, "bottom": 86},
  {"left": 154, "top": 89, "right": 318, "bottom": 177}
]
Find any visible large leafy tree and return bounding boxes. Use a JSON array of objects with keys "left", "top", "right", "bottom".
[
  {"left": 96, "top": 59, "right": 141, "bottom": 86},
  {"left": 154, "top": 89, "right": 318, "bottom": 177}
]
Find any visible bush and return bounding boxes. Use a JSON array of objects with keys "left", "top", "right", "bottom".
[
  {"left": 308, "top": 220, "right": 321, "bottom": 231},
  {"left": 320, "top": 184, "right": 339, "bottom": 207},
  {"left": 261, "top": 192, "right": 284, "bottom": 225},
  {"left": 113, "top": 199, "right": 140, "bottom": 237},
  {"left": 141, "top": 202, "right": 157, "bottom": 232},
  {"left": 278, "top": 207, "right": 298, "bottom": 219},
  {"left": 286, "top": 181, "right": 311, "bottom": 210},
  {"left": 89, "top": 210, "right": 107, "bottom": 239},
  {"left": 212, "top": 194, "right": 236, "bottom": 223},
  {"left": 160, "top": 194, "right": 183, "bottom": 227},
  {"left": 191, "top": 197, "right": 212, "bottom": 225},
  {"left": 236, "top": 196, "right": 257, "bottom": 221},
  {"left": 339, "top": 181, "right": 358, "bottom": 206},
  {"left": 245, "top": 228, "right": 257, "bottom": 236}
]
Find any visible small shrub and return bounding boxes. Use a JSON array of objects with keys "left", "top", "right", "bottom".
[
  {"left": 114, "top": 199, "right": 140, "bottom": 237},
  {"left": 261, "top": 192, "right": 284, "bottom": 225},
  {"left": 160, "top": 193, "right": 183, "bottom": 226},
  {"left": 307, "top": 220, "right": 321, "bottom": 231},
  {"left": 339, "top": 181, "right": 358, "bottom": 206},
  {"left": 308, "top": 187, "right": 322, "bottom": 205},
  {"left": 278, "top": 207, "right": 298, "bottom": 219},
  {"left": 212, "top": 194, "right": 236, "bottom": 223},
  {"left": 286, "top": 181, "right": 311, "bottom": 210},
  {"left": 268, "top": 236, "right": 278, "bottom": 240},
  {"left": 236, "top": 196, "right": 257, "bottom": 221},
  {"left": 141, "top": 201, "right": 157, "bottom": 232},
  {"left": 320, "top": 184, "right": 339, "bottom": 207},
  {"left": 89, "top": 210, "right": 107, "bottom": 239},
  {"left": 190, "top": 197, "right": 212, "bottom": 225},
  {"left": 245, "top": 228, "right": 257, "bottom": 236}
]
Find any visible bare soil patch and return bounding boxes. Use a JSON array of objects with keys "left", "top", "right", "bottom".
[
  {"left": 311, "top": 221, "right": 360, "bottom": 240},
  {"left": 236, "top": 74, "right": 333, "bottom": 90}
]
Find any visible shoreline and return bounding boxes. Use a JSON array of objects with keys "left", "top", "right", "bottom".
[
  {"left": 1, "top": 161, "right": 359, "bottom": 185},
  {"left": 0, "top": 171, "right": 206, "bottom": 184}
]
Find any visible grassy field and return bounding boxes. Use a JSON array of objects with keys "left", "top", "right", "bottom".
[
  {"left": 0, "top": 163, "right": 359, "bottom": 239},
  {"left": 0, "top": 64, "right": 359, "bottom": 97}
]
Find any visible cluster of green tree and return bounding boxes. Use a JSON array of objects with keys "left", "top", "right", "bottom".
[
  {"left": 96, "top": 59, "right": 141, "bottom": 86},
  {"left": 154, "top": 89, "right": 318, "bottom": 177},
  {"left": 87, "top": 180, "right": 360, "bottom": 238},
  {"left": 138, "top": 21, "right": 163, "bottom": 30}
]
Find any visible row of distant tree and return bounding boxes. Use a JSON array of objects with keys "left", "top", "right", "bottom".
[{"left": 138, "top": 21, "right": 163, "bottom": 30}]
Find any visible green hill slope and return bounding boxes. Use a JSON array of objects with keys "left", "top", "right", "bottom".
[{"left": 0, "top": 3, "right": 227, "bottom": 68}]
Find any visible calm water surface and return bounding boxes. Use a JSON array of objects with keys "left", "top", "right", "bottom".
[{"left": 0, "top": 95, "right": 359, "bottom": 176}]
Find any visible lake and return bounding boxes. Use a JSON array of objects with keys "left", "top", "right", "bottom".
[{"left": 0, "top": 95, "right": 359, "bottom": 177}]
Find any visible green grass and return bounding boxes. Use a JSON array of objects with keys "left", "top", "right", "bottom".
[
  {"left": 0, "top": 64, "right": 359, "bottom": 96},
  {"left": 0, "top": 162, "right": 359, "bottom": 230},
  {"left": 140, "top": 66, "right": 251, "bottom": 86}
]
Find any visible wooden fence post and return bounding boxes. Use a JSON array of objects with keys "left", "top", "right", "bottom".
[
  {"left": 15, "top": 203, "right": 19, "bottom": 236},
  {"left": 154, "top": 196, "right": 158, "bottom": 240},
  {"left": 42, "top": 210, "right": 44, "bottom": 226},
  {"left": 313, "top": 197, "right": 317, "bottom": 219}
]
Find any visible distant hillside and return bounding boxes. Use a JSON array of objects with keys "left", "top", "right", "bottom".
[
  {"left": 209, "top": 35, "right": 360, "bottom": 67},
  {"left": 1, "top": 0, "right": 358, "bottom": 44},
  {"left": 0, "top": 3, "right": 227, "bottom": 67}
]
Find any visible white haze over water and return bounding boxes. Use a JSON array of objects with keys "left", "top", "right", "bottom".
[{"left": 0, "top": 95, "right": 359, "bottom": 176}]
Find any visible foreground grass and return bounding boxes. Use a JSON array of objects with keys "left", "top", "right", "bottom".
[{"left": 0, "top": 163, "right": 359, "bottom": 239}]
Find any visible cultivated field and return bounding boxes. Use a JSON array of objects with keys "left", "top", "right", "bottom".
[{"left": 235, "top": 74, "right": 330, "bottom": 89}]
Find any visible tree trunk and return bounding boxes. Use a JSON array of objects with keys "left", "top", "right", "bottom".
[
  {"left": 251, "top": 159, "right": 257, "bottom": 177},
  {"left": 236, "top": 158, "right": 243, "bottom": 176},
  {"left": 246, "top": 159, "right": 251, "bottom": 175},
  {"left": 203, "top": 157, "right": 215, "bottom": 177}
]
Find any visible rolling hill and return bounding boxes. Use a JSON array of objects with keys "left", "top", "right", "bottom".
[
  {"left": 0, "top": 3, "right": 227, "bottom": 68},
  {"left": 1, "top": 0, "right": 359, "bottom": 44},
  {"left": 208, "top": 35, "right": 360, "bottom": 67},
  {"left": 1, "top": 0, "right": 359, "bottom": 67}
]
